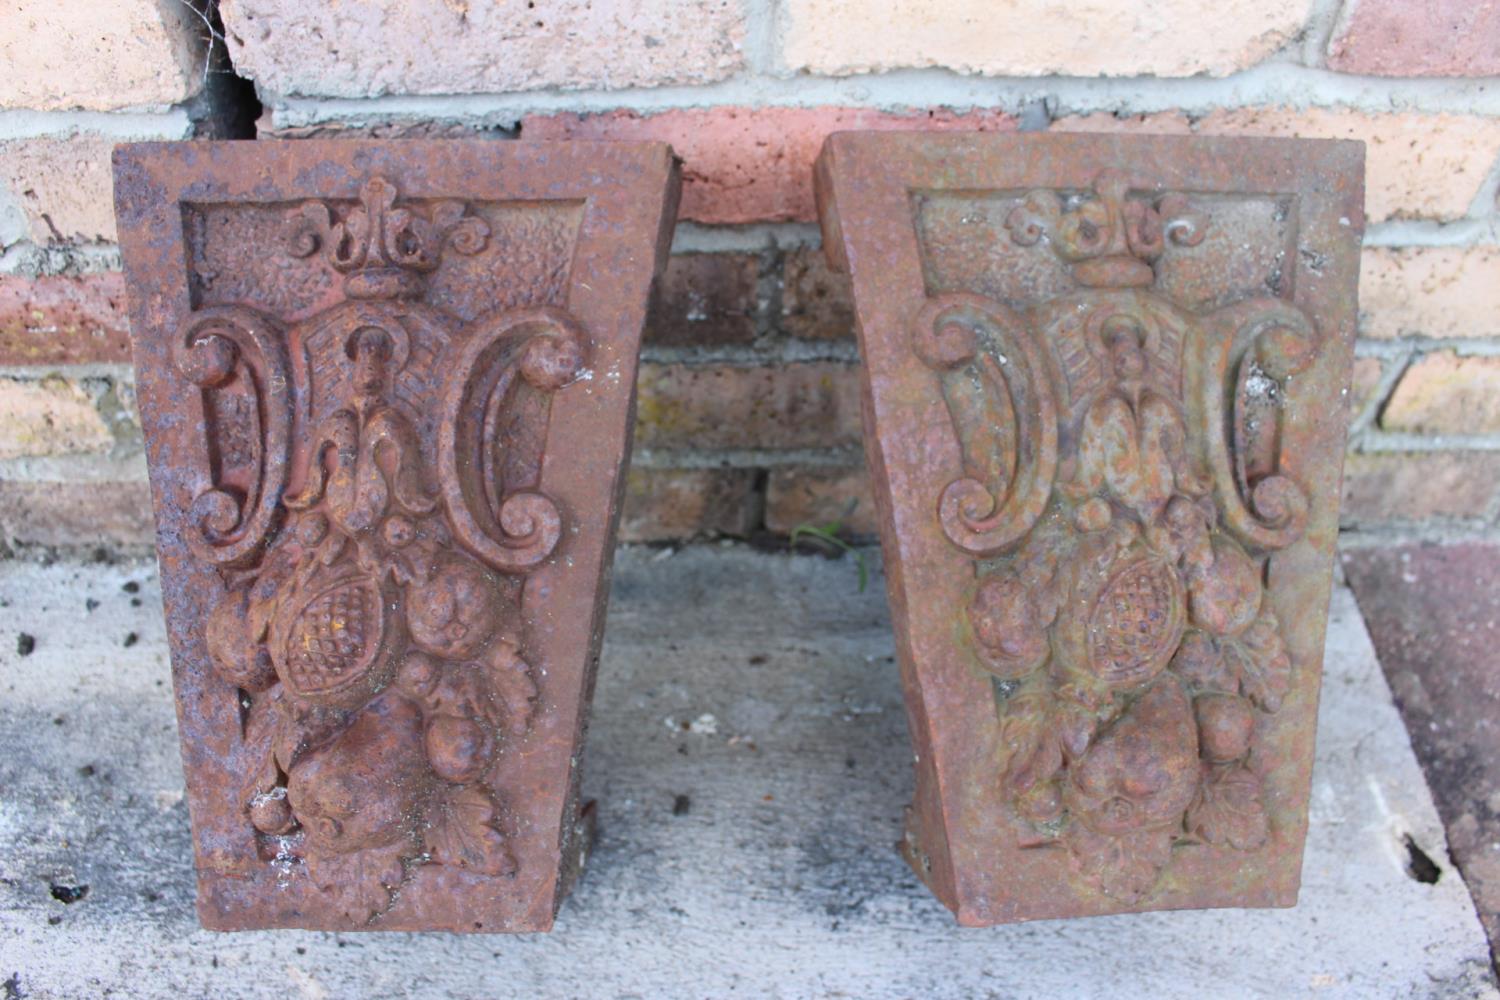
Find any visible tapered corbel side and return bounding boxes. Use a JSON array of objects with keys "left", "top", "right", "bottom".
[
  {"left": 114, "top": 140, "right": 679, "bottom": 932},
  {"left": 816, "top": 131, "right": 1364, "bottom": 924}
]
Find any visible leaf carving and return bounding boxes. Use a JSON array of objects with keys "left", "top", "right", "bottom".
[
  {"left": 1186, "top": 765, "right": 1269, "bottom": 850},
  {"left": 239, "top": 691, "right": 282, "bottom": 802},
  {"left": 1223, "top": 607, "right": 1291, "bottom": 711},
  {"left": 1054, "top": 697, "right": 1100, "bottom": 763},
  {"left": 484, "top": 640, "right": 539, "bottom": 736},
  {"left": 303, "top": 841, "right": 409, "bottom": 924},
  {"left": 1064, "top": 824, "right": 1175, "bottom": 904},
  {"left": 999, "top": 690, "right": 1060, "bottom": 795},
  {"left": 1170, "top": 629, "right": 1236, "bottom": 693},
  {"left": 425, "top": 785, "right": 517, "bottom": 877},
  {"left": 270, "top": 692, "right": 351, "bottom": 774}
]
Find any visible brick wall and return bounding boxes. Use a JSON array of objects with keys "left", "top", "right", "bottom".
[{"left": 2, "top": 0, "right": 1498, "bottom": 555}]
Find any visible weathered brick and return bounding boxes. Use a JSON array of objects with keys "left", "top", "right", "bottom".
[
  {"left": 1341, "top": 451, "right": 1500, "bottom": 523},
  {"left": 1053, "top": 109, "right": 1500, "bottom": 222},
  {"left": 220, "top": 0, "right": 745, "bottom": 98},
  {"left": 1381, "top": 352, "right": 1500, "bottom": 435},
  {"left": 522, "top": 107, "right": 1015, "bottom": 224},
  {"left": 0, "top": 478, "right": 153, "bottom": 549},
  {"left": 0, "top": 0, "right": 204, "bottom": 111},
  {"left": 0, "top": 274, "right": 133, "bottom": 366},
  {"left": 0, "top": 375, "right": 114, "bottom": 460},
  {"left": 1327, "top": 0, "right": 1500, "bottom": 77},
  {"left": 634, "top": 362, "right": 862, "bottom": 452},
  {"left": 1348, "top": 356, "right": 1387, "bottom": 422},
  {"left": 1201, "top": 108, "right": 1500, "bottom": 222},
  {"left": 1359, "top": 247, "right": 1500, "bottom": 340},
  {"left": 781, "top": 247, "right": 855, "bottom": 341},
  {"left": 779, "top": 0, "right": 1306, "bottom": 78},
  {"left": 618, "top": 467, "right": 758, "bottom": 542},
  {"left": 0, "top": 137, "right": 119, "bottom": 244},
  {"left": 646, "top": 253, "right": 758, "bottom": 348},
  {"left": 765, "top": 466, "right": 877, "bottom": 537}
]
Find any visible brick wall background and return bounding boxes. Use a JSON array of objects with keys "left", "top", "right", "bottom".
[{"left": 2, "top": 0, "right": 1498, "bottom": 556}]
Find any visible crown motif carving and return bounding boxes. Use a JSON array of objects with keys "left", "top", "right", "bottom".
[
  {"left": 909, "top": 168, "right": 1322, "bottom": 907},
  {"left": 174, "top": 178, "right": 578, "bottom": 924},
  {"left": 285, "top": 176, "right": 491, "bottom": 299},
  {"left": 1005, "top": 170, "right": 1208, "bottom": 288}
]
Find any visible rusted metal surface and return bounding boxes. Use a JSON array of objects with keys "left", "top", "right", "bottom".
[
  {"left": 816, "top": 132, "right": 1364, "bottom": 924},
  {"left": 112, "top": 140, "right": 679, "bottom": 932}
]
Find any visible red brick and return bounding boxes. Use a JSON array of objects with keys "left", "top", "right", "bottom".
[
  {"left": 765, "top": 466, "right": 877, "bottom": 536},
  {"left": 1341, "top": 452, "right": 1500, "bottom": 524},
  {"left": 618, "top": 467, "right": 758, "bottom": 542},
  {"left": 1349, "top": 357, "right": 1386, "bottom": 422},
  {"left": 0, "top": 136, "right": 122, "bottom": 243},
  {"left": 1327, "top": 0, "right": 1500, "bottom": 77},
  {"left": 781, "top": 247, "right": 854, "bottom": 341},
  {"left": 0, "top": 479, "right": 153, "bottom": 549},
  {"left": 1360, "top": 248, "right": 1500, "bottom": 339},
  {"left": 634, "top": 361, "right": 862, "bottom": 452},
  {"left": 781, "top": 0, "right": 1307, "bottom": 78},
  {"left": 221, "top": 0, "right": 746, "bottom": 98},
  {"left": 522, "top": 107, "right": 1015, "bottom": 225},
  {"left": 0, "top": 274, "right": 132, "bottom": 365},
  {"left": 0, "top": 375, "right": 114, "bottom": 460},
  {"left": 1053, "top": 109, "right": 1500, "bottom": 223},
  {"left": 0, "top": 0, "right": 204, "bottom": 111},
  {"left": 646, "top": 253, "right": 759, "bottom": 348},
  {"left": 1381, "top": 352, "right": 1500, "bottom": 435}
]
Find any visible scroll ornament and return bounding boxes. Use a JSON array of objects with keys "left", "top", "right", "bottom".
[
  {"left": 914, "top": 171, "right": 1317, "bottom": 903},
  {"left": 176, "top": 177, "right": 585, "bottom": 922}
]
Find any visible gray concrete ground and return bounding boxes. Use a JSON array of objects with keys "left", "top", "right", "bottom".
[
  {"left": 1344, "top": 543, "right": 1500, "bottom": 967},
  {"left": 0, "top": 545, "right": 1495, "bottom": 999}
]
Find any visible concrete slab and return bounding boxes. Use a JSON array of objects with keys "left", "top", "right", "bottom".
[
  {"left": 1344, "top": 542, "right": 1500, "bottom": 973},
  {"left": 0, "top": 546, "right": 1495, "bottom": 999}
]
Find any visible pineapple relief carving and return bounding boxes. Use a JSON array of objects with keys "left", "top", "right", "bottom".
[
  {"left": 175, "top": 177, "right": 585, "bottom": 923},
  {"left": 913, "top": 172, "right": 1313, "bottom": 903}
]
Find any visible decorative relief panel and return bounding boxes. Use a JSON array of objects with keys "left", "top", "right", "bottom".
[
  {"left": 816, "top": 133, "right": 1363, "bottom": 923},
  {"left": 114, "top": 141, "right": 679, "bottom": 932}
]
